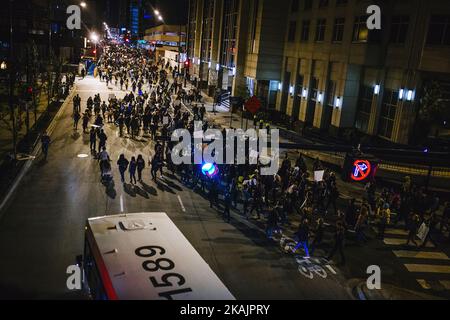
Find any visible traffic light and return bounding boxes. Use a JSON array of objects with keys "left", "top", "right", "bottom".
[{"left": 24, "top": 86, "right": 33, "bottom": 102}]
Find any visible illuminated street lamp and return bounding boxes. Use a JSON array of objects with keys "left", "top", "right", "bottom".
[
  {"left": 80, "top": 1, "right": 87, "bottom": 8},
  {"left": 90, "top": 32, "right": 99, "bottom": 60},
  {"left": 0, "top": 61, "right": 6, "bottom": 70}
]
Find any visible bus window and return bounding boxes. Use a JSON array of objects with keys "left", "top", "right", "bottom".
[{"left": 83, "top": 239, "right": 107, "bottom": 300}]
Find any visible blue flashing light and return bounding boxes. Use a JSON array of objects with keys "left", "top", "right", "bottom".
[{"left": 202, "top": 163, "right": 218, "bottom": 177}]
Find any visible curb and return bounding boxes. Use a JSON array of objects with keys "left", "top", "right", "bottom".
[{"left": 0, "top": 85, "right": 77, "bottom": 219}]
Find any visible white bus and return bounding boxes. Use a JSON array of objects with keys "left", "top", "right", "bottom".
[{"left": 82, "top": 212, "right": 235, "bottom": 300}]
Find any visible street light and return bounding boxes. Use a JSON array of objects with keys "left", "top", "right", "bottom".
[
  {"left": 80, "top": 2, "right": 86, "bottom": 8},
  {"left": 90, "top": 32, "right": 99, "bottom": 43},
  {"left": 90, "top": 32, "right": 99, "bottom": 61},
  {"left": 154, "top": 10, "right": 159, "bottom": 15},
  {"left": 0, "top": 61, "right": 6, "bottom": 70}
]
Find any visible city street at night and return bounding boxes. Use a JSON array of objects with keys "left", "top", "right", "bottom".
[{"left": 0, "top": 0, "right": 450, "bottom": 309}]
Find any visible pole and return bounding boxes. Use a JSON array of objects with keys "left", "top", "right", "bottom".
[
  {"left": 426, "top": 164, "right": 432, "bottom": 191},
  {"left": 8, "top": 0, "right": 17, "bottom": 160},
  {"left": 178, "top": 24, "right": 181, "bottom": 74}
]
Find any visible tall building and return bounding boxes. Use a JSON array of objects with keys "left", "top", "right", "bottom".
[
  {"left": 144, "top": 24, "right": 187, "bottom": 70},
  {"left": 187, "top": 0, "right": 289, "bottom": 99},
  {"left": 187, "top": 0, "right": 450, "bottom": 145},
  {"left": 278, "top": 0, "right": 450, "bottom": 145}
]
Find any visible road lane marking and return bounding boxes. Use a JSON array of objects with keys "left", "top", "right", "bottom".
[
  {"left": 404, "top": 264, "right": 450, "bottom": 273},
  {"left": 383, "top": 238, "right": 435, "bottom": 248},
  {"left": 393, "top": 250, "right": 449, "bottom": 260},
  {"left": 177, "top": 195, "right": 186, "bottom": 212},
  {"left": 325, "top": 264, "right": 337, "bottom": 275},
  {"left": 120, "top": 194, "right": 124, "bottom": 212}
]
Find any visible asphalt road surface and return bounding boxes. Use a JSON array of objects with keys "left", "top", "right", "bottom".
[{"left": 0, "top": 77, "right": 353, "bottom": 300}]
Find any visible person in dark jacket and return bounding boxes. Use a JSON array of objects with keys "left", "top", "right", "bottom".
[
  {"left": 223, "top": 191, "right": 232, "bottom": 223},
  {"left": 129, "top": 156, "right": 137, "bottom": 184},
  {"left": 89, "top": 127, "right": 97, "bottom": 152},
  {"left": 117, "top": 154, "right": 129, "bottom": 183},
  {"left": 327, "top": 222, "right": 346, "bottom": 265},
  {"left": 136, "top": 154, "right": 145, "bottom": 182},
  {"left": 293, "top": 219, "right": 310, "bottom": 257},
  {"left": 98, "top": 129, "right": 108, "bottom": 154},
  {"left": 41, "top": 132, "right": 51, "bottom": 161},
  {"left": 310, "top": 218, "right": 324, "bottom": 256},
  {"left": 266, "top": 207, "right": 280, "bottom": 239}
]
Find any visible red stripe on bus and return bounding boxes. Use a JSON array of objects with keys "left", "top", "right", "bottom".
[{"left": 87, "top": 225, "right": 118, "bottom": 300}]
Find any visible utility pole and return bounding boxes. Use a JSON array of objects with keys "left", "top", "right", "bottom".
[{"left": 8, "top": 0, "right": 17, "bottom": 160}]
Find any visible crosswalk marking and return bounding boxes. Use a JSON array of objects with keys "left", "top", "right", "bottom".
[
  {"left": 383, "top": 238, "right": 435, "bottom": 248},
  {"left": 417, "top": 279, "right": 432, "bottom": 290},
  {"left": 383, "top": 228, "right": 409, "bottom": 236},
  {"left": 404, "top": 264, "right": 450, "bottom": 273},
  {"left": 393, "top": 250, "right": 449, "bottom": 260},
  {"left": 383, "top": 227, "right": 450, "bottom": 292},
  {"left": 439, "top": 280, "right": 450, "bottom": 290}
]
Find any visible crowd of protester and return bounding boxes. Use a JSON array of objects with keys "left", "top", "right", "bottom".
[{"left": 70, "top": 42, "right": 449, "bottom": 266}]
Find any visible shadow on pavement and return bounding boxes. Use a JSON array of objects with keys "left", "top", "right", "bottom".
[
  {"left": 123, "top": 183, "right": 137, "bottom": 197},
  {"left": 161, "top": 177, "right": 182, "bottom": 191},
  {"left": 155, "top": 180, "right": 175, "bottom": 194},
  {"left": 105, "top": 181, "right": 116, "bottom": 199},
  {"left": 140, "top": 182, "right": 157, "bottom": 196},
  {"left": 134, "top": 186, "right": 149, "bottom": 199},
  {"left": 71, "top": 131, "right": 81, "bottom": 141}
]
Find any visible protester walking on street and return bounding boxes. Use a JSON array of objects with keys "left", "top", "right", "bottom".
[
  {"left": 89, "top": 127, "right": 97, "bottom": 152},
  {"left": 41, "top": 131, "right": 51, "bottom": 161},
  {"left": 129, "top": 156, "right": 137, "bottom": 185},
  {"left": 73, "top": 111, "right": 81, "bottom": 130},
  {"left": 406, "top": 213, "right": 420, "bottom": 247},
  {"left": 327, "top": 222, "right": 346, "bottom": 266},
  {"left": 136, "top": 154, "right": 145, "bottom": 182},
  {"left": 117, "top": 154, "right": 129, "bottom": 183}
]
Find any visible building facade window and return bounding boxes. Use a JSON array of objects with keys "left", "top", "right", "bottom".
[
  {"left": 220, "top": 0, "right": 239, "bottom": 68},
  {"left": 426, "top": 15, "right": 450, "bottom": 46},
  {"left": 288, "top": 21, "right": 297, "bottom": 42},
  {"left": 390, "top": 15, "right": 409, "bottom": 44},
  {"left": 326, "top": 80, "right": 336, "bottom": 106},
  {"left": 332, "top": 18, "right": 345, "bottom": 42},
  {"left": 352, "top": 15, "right": 369, "bottom": 42},
  {"left": 301, "top": 20, "right": 310, "bottom": 41},
  {"left": 291, "top": 0, "right": 299, "bottom": 12},
  {"left": 310, "top": 77, "right": 319, "bottom": 101},
  {"left": 304, "top": 0, "right": 313, "bottom": 11},
  {"left": 249, "top": 0, "right": 260, "bottom": 53},
  {"left": 378, "top": 89, "right": 399, "bottom": 139},
  {"left": 188, "top": 0, "right": 197, "bottom": 58},
  {"left": 315, "top": 19, "right": 326, "bottom": 42},
  {"left": 201, "top": 0, "right": 215, "bottom": 62},
  {"left": 318, "top": 0, "right": 329, "bottom": 8},
  {"left": 355, "top": 86, "right": 373, "bottom": 133},
  {"left": 336, "top": 0, "right": 348, "bottom": 6}
]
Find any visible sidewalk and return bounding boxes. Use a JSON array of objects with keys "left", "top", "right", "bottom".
[
  {"left": 0, "top": 88, "right": 50, "bottom": 163},
  {"left": 176, "top": 77, "right": 450, "bottom": 193},
  {"left": 174, "top": 78, "right": 367, "bottom": 201}
]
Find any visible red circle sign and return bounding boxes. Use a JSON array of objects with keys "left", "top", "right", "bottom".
[
  {"left": 351, "top": 160, "right": 372, "bottom": 181},
  {"left": 244, "top": 96, "right": 261, "bottom": 114}
]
